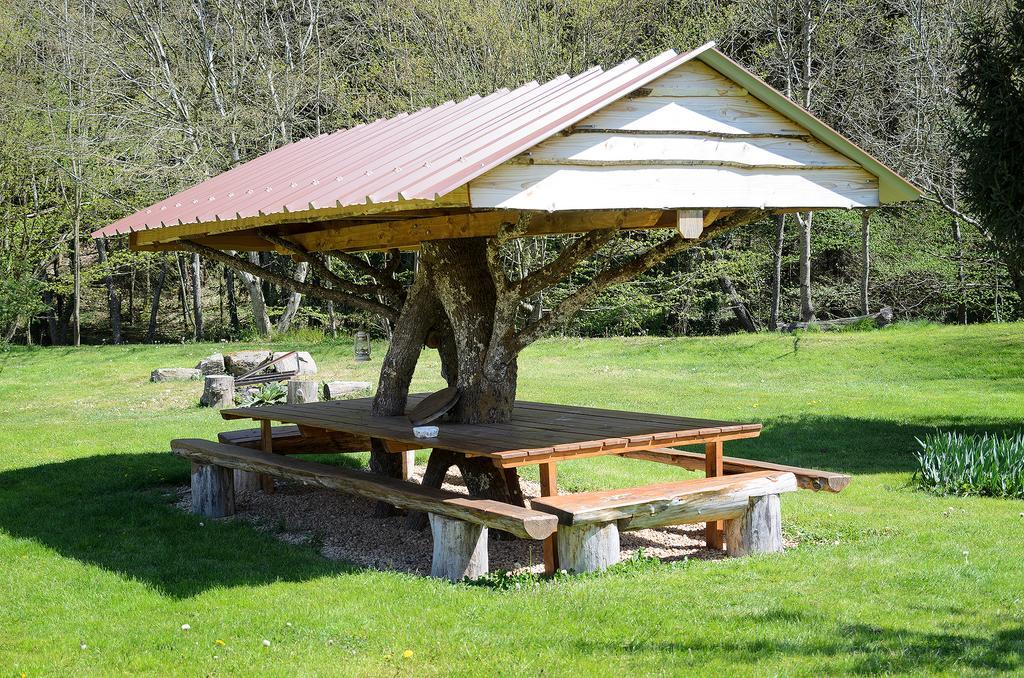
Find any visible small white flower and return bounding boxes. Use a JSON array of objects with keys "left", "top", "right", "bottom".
[
  {"left": 181, "top": 624, "right": 191, "bottom": 631},
  {"left": 327, "top": 639, "right": 335, "bottom": 646},
  {"left": 199, "top": 522, "right": 205, "bottom": 527},
  {"left": 262, "top": 639, "right": 271, "bottom": 647},
  {"left": 559, "top": 569, "right": 567, "bottom": 575},
  {"left": 80, "top": 643, "right": 88, "bottom": 650},
  {"left": 286, "top": 622, "right": 292, "bottom": 627}
]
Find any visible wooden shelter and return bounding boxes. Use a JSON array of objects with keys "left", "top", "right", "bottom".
[
  {"left": 92, "top": 41, "right": 920, "bottom": 254},
  {"left": 94, "top": 42, "right": 918, "bottom": 578}
]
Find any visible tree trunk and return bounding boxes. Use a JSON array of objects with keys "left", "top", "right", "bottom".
[
  {"left": 236, "top": 251, "right": 271, "bottom": 337},
  {"left": 191, "top": 252, "right": 204, "bottom": 341},
  {"left": 860, "top": 210, "right": 871, "bottom": 315},
  {"left": 147, "top": 261, "right": 167, "bottom": 343},
  {"left": 952, "top": 216, "right": 967, "bottom": 323},
  {"left": 373, "top": 238, "right": 523, "bottom": 519},
  {"left": 420, "top": 237, "right": 518, "bottom": 424},
  {"left": 769, "top": 214, "right": 785, "bottom": 331},
  {"left": 95, "top": 238, "right": 122, "bottom": 344},
  {"left": 275, "top": 261, "right": 309, "bottom": 333},
  {"left": 175, "top": 254, "right": 193, "bottom": 334},
  {"left": 225, "top": 265, "right": 240, "bottom": 332},
  {"left": 718, "top": 274, "right": 758, "bottom": 332},
  {"left": 72, "top": 212, "right": 81, "bottom": 347},
  {"left": 798, "top": 212, "right": 815, "bottom": 322},
  {"left": 327, "top": 299, "right": 337, "bottom": 338}
]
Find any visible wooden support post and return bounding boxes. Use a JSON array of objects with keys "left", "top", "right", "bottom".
[
  {"left": 258, "top": 418, "right": 275, "bottom": 494},
  {"left": 705, "top": 440, "right": 724, "bottom": 549},
  {"left": 725, "top": 494, "right": 783, "bottom": 557},
  {"left": 401, "top": 450, "right": 416, "bottom": 481},
  {"left": 191, "top": 462, "right": 235, "bottom": 517},
  {"left": 677, "top": 209, "right": 704, "bottom": 239},
  {"left": 428, "top": 514, "right": 488, "bottom": 581},
  {"left": 557, "top": 522, "right": 620, "bottom": 574},
  {"left": 540, "top": 462, "right": 559, "bottom": 574}
]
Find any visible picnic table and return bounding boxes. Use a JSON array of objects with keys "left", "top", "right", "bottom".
[{"left": 220, "top": 394, "right": 765, "bottom": 566}]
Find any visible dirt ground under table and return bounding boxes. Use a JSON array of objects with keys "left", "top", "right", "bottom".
[{"left": 176, "top": 466, "right": 763, "bottom": 576}]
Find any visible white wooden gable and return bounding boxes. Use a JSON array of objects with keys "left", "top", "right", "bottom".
[{"left": 469, "top": 60, "right": 880, "bottom": 211}]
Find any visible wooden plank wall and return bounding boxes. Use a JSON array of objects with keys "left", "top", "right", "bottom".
[{"left": 469, "top": 61, "right": 880, "bottom": 211}]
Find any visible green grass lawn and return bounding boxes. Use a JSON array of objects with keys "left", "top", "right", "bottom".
[{"left": 2, "top": 323, "right": 1023, "bottom": 675}]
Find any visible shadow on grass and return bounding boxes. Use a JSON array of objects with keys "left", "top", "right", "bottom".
[
  {"left": 575, "top": 617, "right": 1024, "bottom": 674},
  {"left": 0, "top": 451, "right": 357, "bottom": 598}
]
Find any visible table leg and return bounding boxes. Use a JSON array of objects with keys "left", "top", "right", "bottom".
[
  {"left": 260, "top": 419, "right": 275, "bottom": 494},
  {"left": 540, "top": 462, "right": 560, "bottom": 575},
  {"left": 401, "top": 450, "right": 416, "bottom": 481},
  {"left": 705, "top": 440, "right": 723, "bottom": 549}
]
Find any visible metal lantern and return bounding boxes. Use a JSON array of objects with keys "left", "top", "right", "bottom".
[{"left": 354, "top": 329, "right": 371, "bottom": 362}]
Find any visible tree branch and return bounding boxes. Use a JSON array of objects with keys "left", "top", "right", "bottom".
[
  {"left": 258, "top": 229, "right": 392, "bottom": 300},
  {"left": 178, "top": 239, "right": 399, "bottom": 321},
  {"left": 515, "top": 226, "right": 621, "bottom": 299},
  {"left": 325, "top": 248, "right": 405, "bottom": 301},
  {"left": 511, "top": 209, "right": 767, "bottom": 352}
]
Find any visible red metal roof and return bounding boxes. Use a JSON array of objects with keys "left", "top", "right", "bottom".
[{"left": 93, "top": 44, "right": 714, "bottom": 239}]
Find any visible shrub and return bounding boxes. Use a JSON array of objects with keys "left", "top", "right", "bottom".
[
  {"left": 914, "top": 431, "right": 1024, "bottom": 498},
  {"left": 237, "top": 382, "right": 287, "bottom": 407}
]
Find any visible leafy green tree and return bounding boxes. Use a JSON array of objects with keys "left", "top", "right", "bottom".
[{"left": 956, "top": 2, "right": 1024, "bottom": 304}]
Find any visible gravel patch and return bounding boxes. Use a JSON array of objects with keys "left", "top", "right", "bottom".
[{"left": 176, "top": 466, "right": 755, "bottom": 576}]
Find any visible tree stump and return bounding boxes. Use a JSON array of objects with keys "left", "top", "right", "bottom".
[
  {"left": 724, "top": 494, "right": 783, "bottom": 557},
  {"left": 287, "top": 379, "right": 318, "bottom": 404},
  {"left": 191, "top": 462, "right": 235, "bottom": 518},
  {"left": 200, "top": 375, "right": 235, "bottom": 408},
  {"left": 428, "top": 514, "right": 488, "bottom": 581},
  {"left": 556, "top": 522, "right": 620, "bottom": 574}
]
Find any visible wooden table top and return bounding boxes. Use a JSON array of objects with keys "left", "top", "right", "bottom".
[{"left": 221, "top": 395, "right": 761, "bottom": 466}]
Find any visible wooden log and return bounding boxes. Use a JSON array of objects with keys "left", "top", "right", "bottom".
[
  {"left": 322, "top": 380, "right": 371, "bottom": 400},
  {"left": 557, "top": 522, "right": 620, "bottom": 574},
  {"left": 287, "top": 379, "right": 318, "bottom": 404},
  {"left": 779, "top": 306, "right": 893, "bottom": 332},
  {"left": 620, "top": 448, "right": 850, "bottom": 493},
  {"left": 200, "top": 375, "right": 235, "bottom": 409},
  {"left": 725, "top": 494, "right": 783, "bottom": 557},
  {"left": 428, "top": 514, "right": 489, "bottom": 581},
  {"left": 190, "top": 462, "right": 235, "bottom": 517},
  {"left": 171, "top": 439, "right": 558, "bottom": 540},
  {"left": 530, "top": 471, "right": 797, "bottom": 530}
]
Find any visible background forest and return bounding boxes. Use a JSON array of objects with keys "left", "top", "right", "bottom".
[{"left": 0, "top": 0, "right": 1018, "bottom": 345}]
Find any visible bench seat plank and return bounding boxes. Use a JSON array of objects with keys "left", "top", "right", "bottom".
[
  {"left": 620, "top": 447, "right": 850, "bottom": 492},
  {"left": 172, "top": 438, "right": 557, "bottom": 540},
  {"left": 530, "top": 471, "right": 797, "bottom": 530}
]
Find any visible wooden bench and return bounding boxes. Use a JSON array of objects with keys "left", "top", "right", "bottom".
[
  {"left": 171, "top": 438, "right": 557, "bottom": 581},
  {"left": 531, "top": 471, "right": 798, "bottom": 573},
  {"left": 621, "top": 448, "right": 850, "bottom": 492}
]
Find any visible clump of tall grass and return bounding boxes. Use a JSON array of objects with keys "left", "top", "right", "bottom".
[{"left": 915, "top": 431, "right": 1024, "bottom": 498}]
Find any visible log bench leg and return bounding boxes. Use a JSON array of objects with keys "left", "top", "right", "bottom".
[
  {"left": 428, "top": 514, "right": 488, "bottom": 581},
  {"left": 724, "top": 494, "right": 783, "bottom": 557},
  {"left": 557, "top": 522, "right": 620, "bottom": 574},
  {"left": 191, "top": 462, "right": 235, "bottom": 518}
]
